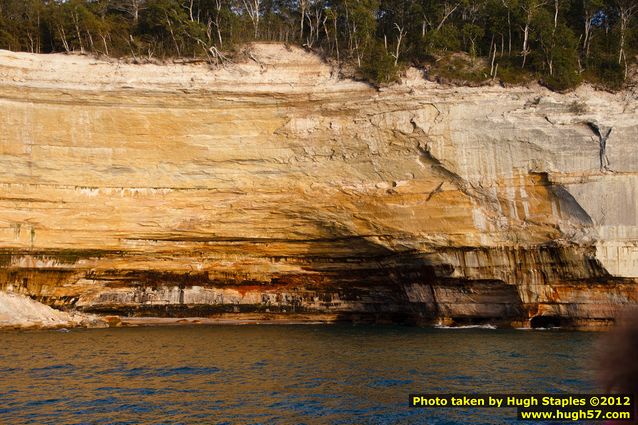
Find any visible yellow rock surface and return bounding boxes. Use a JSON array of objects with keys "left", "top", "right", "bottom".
[{"left": 0, "top": 44, "right": 636, "bottom": 328}]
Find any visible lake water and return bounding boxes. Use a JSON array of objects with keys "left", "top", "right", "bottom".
[{"left": 0, "top": 325, "right": 600, "bottom": 424}]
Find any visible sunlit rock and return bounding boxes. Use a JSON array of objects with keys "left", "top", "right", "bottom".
[{"left": 0, "top": 44, "right": 636, "bottom": 328}]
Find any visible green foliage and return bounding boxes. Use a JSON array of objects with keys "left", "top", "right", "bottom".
[
  {"left": 0, "top": 0, "right": 636, "bottom": 90},
  {"left": 569, "top": 100, "right": 588, "bottom": 114},
  {"left": 138, "top": 0, "right": 200, "bottom": 57},
  {"left": 360, "top": 41, "right": 399, "bottom": 85},
  {"left": 493, "top": 55, "right": 537, "bottom": 85},
  {"left": 429, "top": 53, "right": 490, "bottom": 84},
  {"left": 542, "top": 52, "right": 582, "bottom": 91},
  {"left": 585, "top": 59, "right": 626, "bottom": 91},
  {"left": 425, "top": 24, "right": 462, "bottom": 53},
  {"left": 462, "top": 23, "right": 484, "bottom": 58},
  {"left": 497, "top": 64, "right": 536, "bottom": 85},
  {"left": 533, "top": 15, "right": 582, "bottom": 91}
]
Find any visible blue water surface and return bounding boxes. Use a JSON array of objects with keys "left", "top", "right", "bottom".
[{"left": 0, "top": 325, "right": 600, "bottom": 424}]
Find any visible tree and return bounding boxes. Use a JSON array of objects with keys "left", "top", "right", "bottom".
[
  {"left": 520, "top": 0, "right": 549, "bottom": 68},
  {"left": 614, "top": 0, "right": 638, "bottom": 75},
  {"left": 304, "top": 1, "right": 327, "bottom": 47},
  {"left": 535, "top": 9, "right": 581, "bottom": 90},
  {"left": 378, "top": 0, "right": 414, "bottom": 65},
  {"left": 342, "top": 0, "right": 379, "bottom": 66},
  {"left": 361, "top": 40, "right": 399, "bottom": 84},
  {"left": 0, "top": 0, "right": 635, "bottom": 90},
  {"left": 110, "top": 0, "right": 147, "bottom": 23},
  {"left": 581, "top": 0, "right": 604, "bottom": 60},
  {"left": 0, "top": 0, "right": 46, "bottom": 53},
  {"left": 139, "top": 0, "right": 193, "bottom": 57},
  {"left": 299, "top": 0, "right": 309, "bottom": 39},
  {"left": 463, "top": 23, "right": 484, "bottom": 59},
  {"left": 242, "top": 0, "right": 262, "bottom": 37},
  {"left": 500, "top": 0, "right": 518, "bottom": 55},
  {"left": 198, "top": 0, "right": 231, "bottom": 47}
]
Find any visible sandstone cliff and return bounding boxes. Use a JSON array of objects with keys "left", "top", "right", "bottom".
[{"left": 1, "top": 44, "right": 637, "bottom": 328}]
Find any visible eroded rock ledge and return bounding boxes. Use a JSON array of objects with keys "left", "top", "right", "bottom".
[{"left": 1, "top": 44, "right": 637, "bottom": 329}]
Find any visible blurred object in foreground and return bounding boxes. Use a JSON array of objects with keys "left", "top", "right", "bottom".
[{"left": 597, "top": 307, "right": 638, "bottom": 424}]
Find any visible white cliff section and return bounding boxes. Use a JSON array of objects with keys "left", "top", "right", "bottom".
[
  {"left": 400, "top": 71, "right": 638, "bottom": 277},
  {"left": 0, "top": 44, "right": 361, "bottom": 93},
  {"left": 0, "top": 291, "right": 83, "bottom": 328}
]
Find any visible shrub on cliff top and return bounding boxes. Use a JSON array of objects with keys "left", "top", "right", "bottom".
[{"left": 359, "top": 41, "right": 401, "bottom": 86}]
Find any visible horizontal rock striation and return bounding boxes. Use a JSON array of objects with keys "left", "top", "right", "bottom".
[{"left": 0, "top": 44, "right": 637, "bottom": 328}]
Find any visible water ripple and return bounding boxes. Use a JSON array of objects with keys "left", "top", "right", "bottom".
[{"left": 0, "top": 325, "right": 597, "bottom": 424}]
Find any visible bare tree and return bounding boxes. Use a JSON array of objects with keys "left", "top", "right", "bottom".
[
  {"left": 391, "top": 23, "right": 406, "bottom": 66},
  {"left": 209, "top": 0, "right": 224, "bottom": 46},
  {"left": 553, "top": 0, "right": 560, "bottom": 32},
  {"left": 299, "top": 0, "right": 309, "bottom": 40},
  {"left": 110, "top": 0, "right": 146, "bottom": 23},
  {"left": 305, "top": 3, "right": 326, "bottom": 48},
  {"left": 71, "top": 7, "right": 85, "bottom": 53},
  {"left": 187, "top": 31, "right": 229, "bottom": 65},
  {"left": 615, "top": 0, "right": 638, "bottom": 77},
  {"left": 242, "top": 0, "right": 261, "bottom": 38},
  {"left": 99, "top": 31, "right": 110, "bottom": 56},
  {"left": 520, "top": 0, "right": 548, "bottom": 68},
  {"left": 182, "top": 0, "right": 197, "bottom": 22},
  {"left": 325, "top": 7, "right": 339, "bottom": 61},
  {"left": 582, "top": 0, "right": 602, "bottom": 60},
  {"left": 57, "top": 25, "right": 71, "bottom": 53},
  {"left": 538, "top": 0, "right": 565, "bottom": 76},
  {"left": 501, "top": 0, "right": 514, "bottom": 55},
  {"left": 164, "top": 11, "right": 181, "bottom": 56},
  {"left": 436, "top": 2, "right": 461, "bottom": 32}
]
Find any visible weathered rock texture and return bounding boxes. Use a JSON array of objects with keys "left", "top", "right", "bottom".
[
  {"left": 1, "top": 44, "right": 637, "bottom": 328},
  {"left": 0, "top": 291, "right": 97, "bottom": 329}
]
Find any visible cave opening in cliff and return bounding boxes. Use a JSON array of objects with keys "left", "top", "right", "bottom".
[{"left": 529, "top": 315, "right": 562, "bottom": 329}]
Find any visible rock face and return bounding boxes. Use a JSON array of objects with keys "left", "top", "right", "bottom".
[
  {"left": 0, "top": 44, "right": 637, "bottom": 328},
  {"left": 0, "top": 291, "right": 96, "bottom": 328}
]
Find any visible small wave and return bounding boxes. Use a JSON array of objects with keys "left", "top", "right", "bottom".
[
  {"left": 30, "top": 364, "right": 74, "bottom": 372},
  {"left": 25, "top": 398, "right": 63, "bottom": 407},
  {"left": 0, "top": 367, "right": 22, "bottom": 373},
  {"left": 434, "top": 324, "right": 497, "bottom": 330},
  {"left": 515, "top": 327, "right": 562, "bottom": 331},
  {"left": 158, "top": 366, "right": 221, "bottom": 377},
  {"left": 96, "top": 366, "right": 220, "bottom": 378},
  {"left": 368, "top": 378, "right": 413, "bottom": 388}
]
